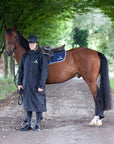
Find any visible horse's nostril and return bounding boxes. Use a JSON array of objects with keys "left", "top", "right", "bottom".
[
  {"left": 9, "top": 50, "right": 13, "bottom": 55},
  {"left": 6, "top": 50, "right": 13, "bottom": 56}
]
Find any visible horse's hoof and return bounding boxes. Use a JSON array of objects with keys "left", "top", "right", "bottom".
[
  {"left": 89, "top": 116, "right": 99, "bottom": 126},
  {"left": 95, "top": 119, "right": 102, "bottom": 126},
  {"left": 89, "top": 121, "right": 96, "bottom": 126}
]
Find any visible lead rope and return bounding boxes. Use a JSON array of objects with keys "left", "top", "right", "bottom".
[
  {"left": 13, "top": 56, "right": 18, "bottom": 88},
  {"left": 17, "top": 88, "right": 23, "bottom": 105},
  {"left": 13, "top": 56, "right": 23, "bottom": 105}
]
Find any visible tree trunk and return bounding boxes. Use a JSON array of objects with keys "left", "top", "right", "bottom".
[
  {"left": 3, "top": 51, "right": 8, "bottom": 78},
  {"left": 8, "top": 56, "right": 14, "bottom": 76}
]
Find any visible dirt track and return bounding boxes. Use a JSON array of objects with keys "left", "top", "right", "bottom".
[{"left": 0, "top": 78, "right": 114, "bottom": 144}]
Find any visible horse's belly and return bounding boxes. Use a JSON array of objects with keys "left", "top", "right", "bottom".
[{"left": 46, "top": 62, "right": 75, "bottom": 84}]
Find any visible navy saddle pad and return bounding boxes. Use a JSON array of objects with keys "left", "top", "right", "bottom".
[{"left": 48, "top": 50, "right": 66, "bottom": 65}]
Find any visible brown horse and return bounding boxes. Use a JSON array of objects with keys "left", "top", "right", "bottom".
[{"left": 5, "top": 26, "right": 111, "bottom": 126}]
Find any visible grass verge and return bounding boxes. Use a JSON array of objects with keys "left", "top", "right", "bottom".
[
  {"left": 110, "top": 78, "right": 114, "bottom": 91},
  {"left": 0, "top": 76, "right": 17, "bottom": 100}
]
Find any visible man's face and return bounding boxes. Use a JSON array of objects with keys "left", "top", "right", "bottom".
[{"left": 29, "top": 42, "right": 38, "bottom": 50}]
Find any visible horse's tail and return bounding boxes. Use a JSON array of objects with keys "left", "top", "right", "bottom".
[{"left": 97, "top": 52, "right": 112, "bottom": 110}]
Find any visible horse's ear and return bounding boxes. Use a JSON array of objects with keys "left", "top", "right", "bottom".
[
  {"left": 4, "top": 25, "right": 8, "bottom": 30},
  {"left": 13, "top": 25, "right": 16, "bottom": 31}
]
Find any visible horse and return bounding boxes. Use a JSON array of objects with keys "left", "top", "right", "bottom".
[{"left": 4, "top": 25, "right": 111, "bottom": 126}]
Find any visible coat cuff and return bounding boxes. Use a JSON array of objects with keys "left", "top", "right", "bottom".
[
  {"left": 18, "top": 81, "right": 23, "bottom": 86},
  {"left": 39, "top": 80, "right": 45, "bottom": 89}
]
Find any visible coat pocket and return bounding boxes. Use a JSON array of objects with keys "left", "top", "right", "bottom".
[{"left": 35, "top": 91, "right": 46, "bottom": 105}]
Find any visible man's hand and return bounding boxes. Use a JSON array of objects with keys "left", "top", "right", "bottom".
[
  {"left": 18, "top": 85, "right": 23, "bottom": 90},
  {"left": 38, "top": 88, "right": 43, "bottom": 92}
]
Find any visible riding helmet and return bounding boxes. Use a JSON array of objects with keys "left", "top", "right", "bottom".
[{"left": 28, "top": 35, "right": 39, "bottom": 43}]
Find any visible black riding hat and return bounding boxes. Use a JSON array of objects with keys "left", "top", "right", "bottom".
[{"left": 28, "top": 35, "right": 39, "bottom": 43}]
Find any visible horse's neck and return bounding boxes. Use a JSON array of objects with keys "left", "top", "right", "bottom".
[{"left": 14, "top": 42, "right": 27, "bottom": 66}]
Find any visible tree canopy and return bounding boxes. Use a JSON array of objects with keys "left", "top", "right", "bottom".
[
  {"left": 0, "top": 0, "right": 114, "bottom": 76},
  {"left": 0, "top": 0, "right": 114, "bottom": 53}
]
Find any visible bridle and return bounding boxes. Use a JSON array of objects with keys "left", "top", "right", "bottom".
[{"left": 6, "top": 36, "right": 18, "bottom": 53}]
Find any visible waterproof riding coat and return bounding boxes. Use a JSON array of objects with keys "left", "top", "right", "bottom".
[{"left": 18, "top": 48, "right": 49, "bottom": 112}]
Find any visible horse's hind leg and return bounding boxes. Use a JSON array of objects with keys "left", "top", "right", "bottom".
[
  {"left": 93, "top": 96, "right": 104, "bottom": 126},
  {"left": 94, "top": 85, "right": 104, "bottom": 126},
  {"left": 83, "top": 78, "right": 104, "bottom": 126}
]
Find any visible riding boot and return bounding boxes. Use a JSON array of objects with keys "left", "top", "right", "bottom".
[
  {"left": 21, "top": 118, "right": 27, "bottom": 126},
  {"left": 20, "top": 111, "right": 32, "bottom": 131},
  {"left": 34, "top": 112, "right": 42, "bottom": 131},
  {"left": 39, "top": 112, "right": 43, "bottom": 121}
]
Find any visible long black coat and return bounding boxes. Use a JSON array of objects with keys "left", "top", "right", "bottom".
[{"left": 18, "top": 48, "right": 49, "bottom": 112}]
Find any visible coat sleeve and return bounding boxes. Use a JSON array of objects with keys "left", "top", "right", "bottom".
[
  {"left": 39, "top": 54, "right": 49, "bottom": 89},
  {"left": 17, "top": 53, "right": 26, "bottom": 85}
]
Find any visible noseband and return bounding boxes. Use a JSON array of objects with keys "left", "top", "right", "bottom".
[{"left": 6, "top": 36, "right": 18, "bottom": 53}]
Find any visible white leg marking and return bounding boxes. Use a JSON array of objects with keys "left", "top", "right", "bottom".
[
  {"left": 89, "top": 116, "right": 99, "bottom": 126},
  {"left": 95, "top": 118, "right": 103, "bottom": 126}
]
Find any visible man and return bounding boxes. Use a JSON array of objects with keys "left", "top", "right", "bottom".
[{"left": 18, "top": 35, "right": 49, "bottom": 131}]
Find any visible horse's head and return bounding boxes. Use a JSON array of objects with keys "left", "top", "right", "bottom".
[{"left": 5, "top": 25, "right": 18, "bottom": 56}]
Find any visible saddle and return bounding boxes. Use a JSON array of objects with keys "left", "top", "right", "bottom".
[
  {"left": 41, "top": 44, "right": 65, "bottom": 61},
  {"left": 51, "top": 44, "right": 65, "bottom": 53}
]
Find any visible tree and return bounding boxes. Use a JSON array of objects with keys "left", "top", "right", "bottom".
[
  {"left": 72, "top": 27, "right": 89, "bottom": 47},
  {"left": 2, "top": 51, "right": 8, "bottom": 78},
  {"left": 72, "top": 9, "right": 114, "bottom": 71},
  {"left": 0, "top": 0, "right": 114, "bottom": 53},
  {"left": 0, "top": 0, "right": 114, "bottom": 76}
]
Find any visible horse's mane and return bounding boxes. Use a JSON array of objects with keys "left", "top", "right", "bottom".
[
  {"left": 6, "top": 28, "right": 30, "bottom": 51},
  {"left": 17, "top": 31, "right": 30, "bottom": 51}
]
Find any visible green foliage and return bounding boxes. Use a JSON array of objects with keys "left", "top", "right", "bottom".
[
  {"left": 88, "top": 0, "right": 114, "bottom": 21},
  {"left": 0, "top": 0, "right": 114, "bottom": 52},
  {"left": 0, "top": 76, "right": 16, "bottom": 99},
  {"left": 0, "top": 0, "right": 113, "bottom": 71},
  {"left": 72, "top": 9, "right": 114, "bottom": 71},
  {"left": 110, "top": 78, "right": 114, "bottom": 91},
  {"left": 72, "top": 27, "right": 89, "bottom": 47}
]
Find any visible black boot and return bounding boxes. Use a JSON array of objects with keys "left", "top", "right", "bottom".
[
  {"left": 39, "top": 112, "right": 43, "bottom": 121},
  {"left": 20, "top": 125, "right": 32, "bottom": 131},
  {"left": 21, "top": 118, "right": 27, "bottom": 126},
  {"left": 34, "top": 123, "right": 40, "bottom": 131},
  {"left": 34, "top": 112, "right": 41, "bottom": 131},
  {"left": 20, "top": 111, "right": 32, "bottom": 131}
]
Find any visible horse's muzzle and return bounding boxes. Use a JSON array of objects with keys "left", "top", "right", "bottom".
[{"left": 6, "top": 50, "right": 13, "bottom": 56}]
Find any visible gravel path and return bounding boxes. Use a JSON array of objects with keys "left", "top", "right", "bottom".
[{"left": 0, "top": 78, "right": 114, "bottom": 144}]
